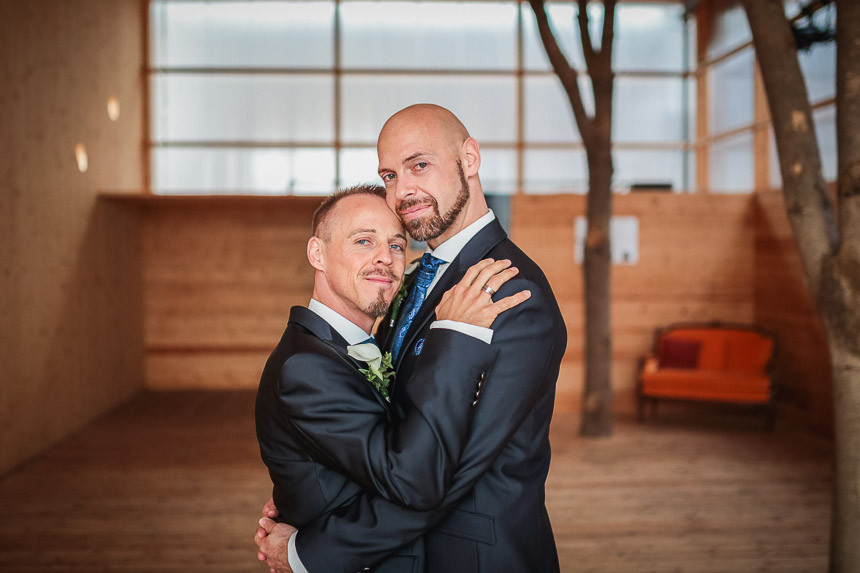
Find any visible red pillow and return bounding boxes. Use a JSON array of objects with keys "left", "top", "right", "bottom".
[{"left": 659, "top": 337, "right": 702, "bottom": 369}]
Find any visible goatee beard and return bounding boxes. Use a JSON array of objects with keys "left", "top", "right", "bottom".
[
  {"left": 399, "top": 160, "right": 469, "bottom": 242},
  {"left": 363, "top": 289, "right": 389, "bottom": 319}
]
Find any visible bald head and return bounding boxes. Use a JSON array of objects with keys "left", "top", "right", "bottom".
[
  {"left": 378, "top": 104, "right": 470, "bottom": 155},
  {"left": 376, "top": 103, "right": 488, "bottom": 247}
]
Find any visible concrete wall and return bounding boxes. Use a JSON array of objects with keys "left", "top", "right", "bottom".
[{"left": 0, "top": 0, "right": 146, "bottom": 474}]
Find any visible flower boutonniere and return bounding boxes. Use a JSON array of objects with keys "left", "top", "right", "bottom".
[
  {"left": 346, "top": 342, "right": 396, "bottom": 401},
  {"left": 389, "top": 260, "right": 419, "bottom": 327}
]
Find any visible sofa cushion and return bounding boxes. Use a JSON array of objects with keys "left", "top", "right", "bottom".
[
  {"left": 640, "top": 369, "right": 771, "bottom": 403},
  {"left": 658, "top": 337, "right": 702, "bottom": 369}
]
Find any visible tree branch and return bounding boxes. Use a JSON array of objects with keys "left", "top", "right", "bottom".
[
  {"left": 528, "top": 0, "right": 593, "bottom": 143},
  {"left": 577, "top": 0, "right": 597, "bottom": 72},
  {"left": 600, "top": 0, "right": 617, "bottom": 69}
]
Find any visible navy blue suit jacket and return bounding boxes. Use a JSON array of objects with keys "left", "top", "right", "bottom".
[
  {"left": 256, "top": 307, "right": 498, "bottom": 570},
  {"left": 294, "top": 219, "right": 567, "bottom": 573}
]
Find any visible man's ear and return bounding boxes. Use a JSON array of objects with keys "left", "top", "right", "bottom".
[
  {"left": 461, "top": 137, "right": 481, "bottom": 177},
  {"left": 307, "top": 236, "right": 325, "bottom": 271}
]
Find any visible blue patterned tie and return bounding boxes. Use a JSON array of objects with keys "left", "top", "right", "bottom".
[{"left": 390, "top": 253, "right": 444, "bottom": 362}]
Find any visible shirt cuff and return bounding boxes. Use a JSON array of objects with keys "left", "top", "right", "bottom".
[
  {"left": 430, "top": 320, "right": 493, "bottom": 344},
  {"left": 288, "top": 530, "right": 309, "bottom": 573}
]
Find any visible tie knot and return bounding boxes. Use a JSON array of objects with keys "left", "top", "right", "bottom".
[{"left": 419, "top": 253, "right": 444, "bottom": 273}]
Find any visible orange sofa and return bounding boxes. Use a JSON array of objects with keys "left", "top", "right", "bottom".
[{"left": 637, "top": 323, "right": 777, "bottom": 427}]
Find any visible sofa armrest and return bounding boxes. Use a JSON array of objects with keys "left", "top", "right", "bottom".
[{"left": 641, "top": 356, "right": 659, "bottom": 374}]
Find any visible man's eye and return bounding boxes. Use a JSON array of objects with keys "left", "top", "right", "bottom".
[
  {"left": 390, "top": 243, "right": 405, "bottom": 251},
  {"left": 356, "top": 239, "right": 371, "bottom": 245},
  {"left": 382, "top": 173, "right": 395, "bottom": 182},
  {"left": 414, "top": 162, "right": 428, "bottom": 170}
]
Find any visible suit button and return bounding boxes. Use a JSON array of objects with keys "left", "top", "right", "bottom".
[
  {"left": 479, "top": 371, "right": 487, "bottom": 382},
  {"left": 359, "top": 568, "right": 372, "bottom": 572},
  {"left": 472, "top": 397, "right": 479, "bottom": 407}
]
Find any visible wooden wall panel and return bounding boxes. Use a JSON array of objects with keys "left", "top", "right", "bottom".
[
  {"left": 143, "top": 198, "right": 323, "bottom": 389},
  {"left": 0, "top": 0, "right": 145, "bottom": 475},
  {"left": 144, "top": 193, "right": 763, "bottom": 418},
  {"left": 511, "top": 193, "right": 757, "bottom": 414},
  {"left": 753, "top": 191, "right": 832, "bottom": 432}
]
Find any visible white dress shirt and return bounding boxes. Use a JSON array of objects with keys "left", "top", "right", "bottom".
[{"left": 286, "top": 212, "right": 498, "bottom": 572}]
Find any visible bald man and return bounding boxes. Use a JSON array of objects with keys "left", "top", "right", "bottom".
[{"left": 258, "top": 106, "right": 566, "bottom": 573}]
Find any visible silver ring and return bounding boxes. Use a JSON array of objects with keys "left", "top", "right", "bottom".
[{"left": 482, "top": 284, "right": 496, "bottom": 296}]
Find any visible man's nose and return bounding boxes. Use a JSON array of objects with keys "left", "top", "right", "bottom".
[
  {"left": 393, "top": 174, "right": 415, "bottom": 201},
  {"left": 374, "top": 243, "right": 393, "bottom": 265}
]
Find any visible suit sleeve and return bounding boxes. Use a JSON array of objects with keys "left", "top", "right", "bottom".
[
  {"left": 278, "top": 328, "right": 497, "bottom": 511},
  {"left": 294, "top": 276, "right": 565, "bottom": 572}
]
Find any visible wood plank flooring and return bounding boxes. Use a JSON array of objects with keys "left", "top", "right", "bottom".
[{"left": 0, "top": 392, "right": 832, "bottom": 572}]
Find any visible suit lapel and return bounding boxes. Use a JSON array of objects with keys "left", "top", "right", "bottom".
[
  {"left": 288, "top": 306, "right": 391, "bottom": 409},
  {"left": 393, "top": 220, "right": 508, "bottom": 370}
]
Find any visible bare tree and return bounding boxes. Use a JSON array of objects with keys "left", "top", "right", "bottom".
[
  {"left": 741, "top": 0, "right": 859, "bottom": 569},
  {"left": 528, "top": 0, "right": 617, "bottom": 437}
]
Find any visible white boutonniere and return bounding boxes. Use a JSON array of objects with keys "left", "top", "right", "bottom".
[{"left": 346, "top": 342, "right": 395, "bottom": 401}]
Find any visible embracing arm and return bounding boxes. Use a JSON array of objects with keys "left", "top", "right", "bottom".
[
  {"left": 293, "top": 276, "right": 565, "bottom": 572},
  {"left": 278, "top": 326, "right": 495, "bottom": 511}
]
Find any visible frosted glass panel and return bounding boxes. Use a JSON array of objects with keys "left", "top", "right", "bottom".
[
  {"left": 340, "top": 148, "right": 381, "bottom": 189},
  {"left": 524, "top": 76, "right": 591, "bottom": 143},
  {"left": 523, "top": 150, "right": 588, "bottom": 193},
  {"left": 340, "top": 75, "right": 517, "bottom": 143},
  {"left": 708, "top": 48, "right": 754, "bottom": 134},
  {"left": 614, "top": 77, "right": 685, "bottom": 143},
  {"left": 707, "top": 3, "right": 751, "bottom": 58},
  {"left": 814, "top": 105, "right": 837, "bottom": 181},
  {"left": 709, "top": 133, "right": 754, "bottom": 193},
  {"left": 614, "top": 150, "right": 684, "bottom": 192},
  {"left": 341, "top": 2, "right": 517, "bottom": 70},
  {"left": 152, "top": 74, "right": 334, "bottom": 142},
  {"left": 614, "top": 4, "right": 685, "bottom": 72},
  {"left": 524, "top": 3, "right": 685, "bottom": 72},
  {"left": 152, "top": 148, "right": 335, "bottom": 194},
  {"left": 799, "top": 41, "right": 836, "bottom": 104},
  {"left": 150, "top": 1, "right": 334, "bottom": 68},
  {"left": 478, "top": 148, "right": 518, "bottom": 195}
]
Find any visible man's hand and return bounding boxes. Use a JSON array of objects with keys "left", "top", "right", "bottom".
[
  {"left": 255, "top": 517, "right": 296, "bottom": 573},
  {"left": 435, "top": 258, "right": 531, "bottom": 328},
  {"left": 261, "top": 497, "right": 279, "bottom": 520}
]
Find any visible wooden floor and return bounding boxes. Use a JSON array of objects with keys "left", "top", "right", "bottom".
[{"left": 0, "top": 392, "right": 832, "bottom": 572}]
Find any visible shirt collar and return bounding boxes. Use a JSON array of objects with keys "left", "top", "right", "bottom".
[
  {"left": 308, "top": 299, "right": 373, "bottom": 345},
  {"left": 428, "top": 209, "right": 496, "bottom": 263}
]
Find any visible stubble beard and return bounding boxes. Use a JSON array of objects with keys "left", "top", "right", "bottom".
[{"left": 399, "top": 160, "right": 470, "bottom": 242}]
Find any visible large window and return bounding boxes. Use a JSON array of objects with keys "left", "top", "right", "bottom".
[
  {"left": 149, "top": 1, "right": 694, "bottom": 195},
  {"left": 702, "top": 0, "right": 836, "bottom": 194}
]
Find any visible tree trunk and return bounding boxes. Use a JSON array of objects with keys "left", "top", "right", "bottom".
[
  {"left": 828, "top": 1, "right": 860, "bottom": 570},
  {"left": 743, "top": 0, "right": 860, "bottom": 569},
  {"left": 581, "top": 145, "right": 614, "bottom": 436},
  {"left": 528, "top": 0, "right": 616, "bottom": 437}
]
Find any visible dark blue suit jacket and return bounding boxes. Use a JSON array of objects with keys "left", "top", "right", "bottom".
[
  {"left": 295, "top": 219, "right": 567, "bottom": 573},
  {"left": 256, "top": 307, "right": 498, "bottom": 570}
]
